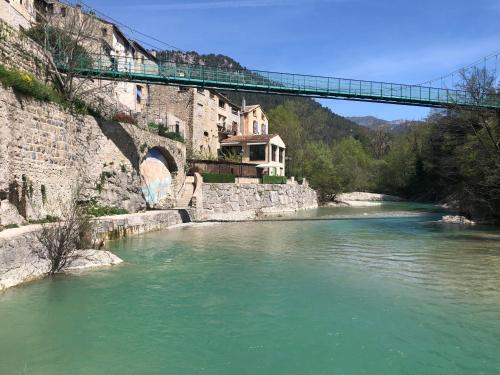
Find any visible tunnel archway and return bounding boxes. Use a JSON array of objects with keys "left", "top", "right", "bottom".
[{"left": 139, "top": 147, "right": 178, "bottom": 208}]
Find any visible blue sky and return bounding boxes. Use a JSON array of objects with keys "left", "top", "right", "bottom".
[{"left": 85, "top": 0, "right": 500, "bottom": 120}]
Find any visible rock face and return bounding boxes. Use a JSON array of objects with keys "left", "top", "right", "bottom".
[
  {"left": 201, "top": 183, "right": 318, "bottom": 221},
  {"left": 64, "top": 250, "right": 123, "bottom": 272},
  {"left": 0, "top": 224, "right": 124, "bottom": 291},
  {"left": 441, "top": 215, "right": 476, "bottom": 225},
  {"left": 327, "top": 192, "right": 404, "bottom": 207},
  {"left": 0, "top": 200, "right": 26, "bottom": 226}
]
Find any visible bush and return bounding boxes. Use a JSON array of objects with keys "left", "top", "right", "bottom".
[
  {"left": 0, "top": 64, "right": 89, "bottom": 115},
  {"left": 202, "top": 173, "right": 236, "bottom": 183},
  {"left": 262, "top": 175, "right": 288, "bottom": 184},
  {"left": 0, "top": 64, "right": 60, "bottom": 103},
  {"left": 83, "top": 202, "right": 129, "bottom": 217},
  {"left": 113, "top": 112, "right": 137, "bottom": 124},
  {"left": 29, "top": 216, "right": 59, "bottom": 225}
]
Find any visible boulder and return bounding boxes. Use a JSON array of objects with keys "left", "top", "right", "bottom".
[
  {"left": 440, "top": 215, "right": 476, "bottom": 225},
  {"left": 0, "top": 200, "right": 26, "bottom": 226}
]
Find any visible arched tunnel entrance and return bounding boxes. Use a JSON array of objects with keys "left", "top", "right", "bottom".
[{"left": 139, "top": 147, "right": 178, "bottom": 208}]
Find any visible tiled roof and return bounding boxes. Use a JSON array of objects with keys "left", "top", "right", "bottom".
[
  {"left": 220, "top": 134, "right": 277, "bottom": 144},
  {"left": 242, "top": 105, "right": 260, "bottom": 113}
]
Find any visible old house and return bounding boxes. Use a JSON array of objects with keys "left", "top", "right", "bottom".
[
  {"left": 220, "top": 134, "right": 286, "bottom": 177},
  {"left": 0, "top": 0, "right": 36, "bottom": 30},
  {"left": 147, "top": 85, "right": 241, "bottom": 159},
  {"left": 219, "top": 103, "right": 286, "bottom": 176},
  {"left": 37, "top": 0, "right": 157, "bottom": 115}
]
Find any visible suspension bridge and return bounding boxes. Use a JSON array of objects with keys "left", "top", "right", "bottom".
[{"left": 56, "top": 53, "right": 500, "bottom": 110}]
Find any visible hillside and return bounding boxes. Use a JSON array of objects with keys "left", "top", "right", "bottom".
[
  {"left": 160, "top": 50, "right": 371, "bottom": 145},
  {"left": 348, "top": 116, "right": 423, "bottom": 134}
]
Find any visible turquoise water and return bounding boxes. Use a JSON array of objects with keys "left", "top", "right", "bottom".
[{"left": 1, "top": 204, "right": 500, "bottom": 374}]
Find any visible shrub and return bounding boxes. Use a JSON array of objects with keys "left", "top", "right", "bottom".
[
  {"left": 3, "top": 224, "right": 19, "bottom": 230},
  {"left": 113, "top": 112, "right": 137, "bottom": 124},
  {"left": 263, "top": 175, "right": 288, "bottom": 184},
  {"left": 202, "top": 173, "right": 236, "bottom": 183},
  {"left": 0, "top": 64, "right": 60, "bottom": 103},
  {"left": 29, "top": 216, "right": 59, "bottom": 225},
  {"left": 82, "top": 201, "right": 129, "bottom": 217}
]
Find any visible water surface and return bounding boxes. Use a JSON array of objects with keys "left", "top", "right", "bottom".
[{"left": 1, "top": 204, "right": 500, "bottom": 374}]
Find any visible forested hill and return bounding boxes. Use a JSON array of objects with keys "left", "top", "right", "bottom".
[{"left": 160, "top": 51, "right": 371, "bottom": 145}]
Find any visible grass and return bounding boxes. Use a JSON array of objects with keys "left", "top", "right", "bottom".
[
  {"left": 0, "top": 224, "right": 20, "bottom": 232},
  {"left": 83, "top": 201, "right": 129, "bottom": 218},
  {"left": 0, "top": 63, "right": 90, "bottom": 115},
  {"left": 148, "top": 122, "right": 185, "bottom": 143},
  {"left": 28, "top": 216, "right": 59, "bottom": 225}
]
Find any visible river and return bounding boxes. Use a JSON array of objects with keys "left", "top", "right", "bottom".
[{"left": 1, "top": 204, "right": 499, "bottom": 374}]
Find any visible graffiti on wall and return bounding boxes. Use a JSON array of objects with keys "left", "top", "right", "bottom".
[{"left": 140, "top": 148, "right": 173, "bottom": 207}]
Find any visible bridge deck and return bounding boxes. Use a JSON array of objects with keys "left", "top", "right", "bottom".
[{"left": 60, "top": 54, "right": 500, "bottom": 110}]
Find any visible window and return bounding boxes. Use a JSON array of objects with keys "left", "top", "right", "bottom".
[
  {"left": 279, "top": 148, "right": 285, "bottom": 163},
  {"left": 232, "top": 107, "right": 239, "bottom": 115},
  {"left": 249, "top": 145, "right": 266, "bottom": 161},
  {"left": 253, "top": 121, "right": 259, "bottom": 134},
  {"left": 261, "top": 113, "right": 265, "bottom": 121},
  {"left": 262, "top": 123, "right": 267, "bottom": 134},
  {"left": 136, "top": 85, "right": 143, "bottom": 104},
  {"left": 232, "top": 121, "right": 239, "bottom": 134},
  {"left": 175, "top": 121, "right": 180, "bottom": 134},
  {"left": 101, "top": 28, "right": 107, "bottom": 37},
  {"left": 219, "top": 100, "right": 225, "bottom": 109},
  {"left": 253, "top": 110, "right": 257, "bottom": 117},
  {"left": 272, "top": 145, "right": 278, "bottom": 162},
  {"left": 60, "top": 7, "right": 66, "bottom": 16}
]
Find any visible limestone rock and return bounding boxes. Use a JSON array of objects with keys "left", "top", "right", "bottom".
[
  {"left": 64, "top": 250, "right": 123, "bottom": 272},
  {"left": 0, "top": 200, "right": 26, "bottom": 226},
  {"left": 441, "top": 215, "right": 476, "bottom": 225}
]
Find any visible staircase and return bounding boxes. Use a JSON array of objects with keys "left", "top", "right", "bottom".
[{"left": 175, "top": 177, "right": 195, "bottom": 208}]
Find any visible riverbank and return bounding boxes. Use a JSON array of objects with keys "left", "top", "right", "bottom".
[
  {"left": 0, "top": 210, "right": 191, "bottom": 291},
  {"left": 326, "top": 192, "right": 404, "bottom": 207},
  {"left": 1, "top": 196, "right": 319, "bottom": 291}
]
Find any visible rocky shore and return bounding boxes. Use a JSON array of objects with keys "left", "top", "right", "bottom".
[{"left": 326, "top": 192, "right": 404, "bottom": 207}]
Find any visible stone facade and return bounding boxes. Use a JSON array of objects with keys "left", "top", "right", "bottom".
[
  {"left": 148, "top": 86, "right": 241, "bottom": 158},
  {"left": 0, "top": 0, "right": 35, "bottom": 31},
  {"left": 0, "top": 85, "right": 186, "bottom": 223},
  {"left": 201, "top": 183, "right": 318, "bottom": 221},
  {"left": 0, "top": 19, "right": 50, "bottom": 82}
]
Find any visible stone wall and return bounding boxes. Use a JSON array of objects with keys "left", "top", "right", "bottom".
[
  {"left": 201, "top": 183, "right": 318, "bottom": 221},
  {"left": 0, "top": 19, "right": 50, "bottom": 82},
  {"left": 0, "top": 85, "right": 186, "bottom": 222}
]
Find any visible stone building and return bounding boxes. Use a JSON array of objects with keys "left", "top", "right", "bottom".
[
  {"left": 219, "top": 104, "right": 286, "bottom": 176},
  {"left": 0, "top": 0, "right": 36, "bottom": 30},
  {"left": 147, "top": 85, "right": 241, "bottom": 159},
  {"left": 220, "top": 134, "right": 286, "bottom": 177},
  {"left": 36, "top": 0, "right": 158, "bottom": 115},
  {"left": 242, "top": 104, "right": 269, "bottom": 135}
]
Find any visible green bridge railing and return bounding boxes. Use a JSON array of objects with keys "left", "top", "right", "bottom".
[{"left": 57, "top": 53, "right": 500, "bottom": 110}]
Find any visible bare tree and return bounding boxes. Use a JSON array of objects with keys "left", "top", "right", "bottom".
[
  {"left": 27, "top": 4, "right": 115, "bottom": 106},
  {"left": 34, "top": 194, "right": 93, "bottom": 275}
]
